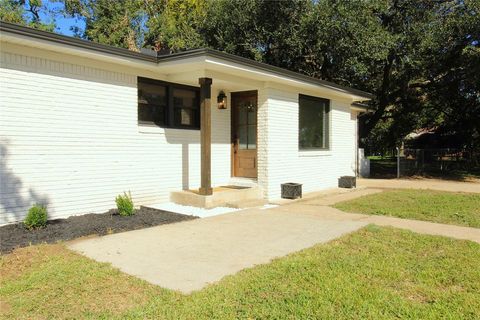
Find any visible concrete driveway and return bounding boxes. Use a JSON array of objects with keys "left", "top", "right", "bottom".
[
  {"left": 358, "top": 178, "right": 480, "bottom": 193},
  {"left": 69, "top": 206, "right": 367, "bottom": 293}
]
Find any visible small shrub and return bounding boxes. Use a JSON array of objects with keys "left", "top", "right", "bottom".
[
  {"left": 24, "top": 205, "right": 48, "bottom": 229},
  {"left": 116, "top": 192, "right": 135, "bottom": 216}
]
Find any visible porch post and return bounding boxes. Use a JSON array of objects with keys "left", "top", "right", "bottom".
[{"left": 199, "top": 77, "right": 213, "bottom": 195}]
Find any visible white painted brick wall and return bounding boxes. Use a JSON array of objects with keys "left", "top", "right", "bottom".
[
  {"left": 0, "top": 48, "right": 359, "bottom": 224},
  {"left": 261, "top": 88, "right": 357, "bottom": 200},
  {"left": 0, "top": 50, "right": 231, "bottom": 224},
  {"left": 256, "top": 87, "right": 269, "bottom": 198}
]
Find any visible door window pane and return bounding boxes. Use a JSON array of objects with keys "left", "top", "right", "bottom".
[
  {"left": 236, "top": 99, "right": 257, "bottom": 150},
  {"left": 248, "top": 125, "right": 256, "bottom": 149},
  {"left": 239, "top": 105, "right": 247, "bottom": 125},
  {"left": 239, "top": 125, "right": 248, "bottom": 149},
  {"left": 247, "top": 106, "right": 256, "bottom": 125}
]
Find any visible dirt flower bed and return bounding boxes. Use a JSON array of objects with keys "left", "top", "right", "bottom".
[{"left": 0, "top": 206, "right": 197, "bottom": 254}]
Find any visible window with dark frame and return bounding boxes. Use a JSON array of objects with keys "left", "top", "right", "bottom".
[
  {"left": 138, "top": 81, "right": 167, "bottom": 126},
  {"left": 298, "top": 94, "right": 330, "bottom": 150},
  {"left": 173, "top": 88, "right": 199, "bottom": 128},
  {"left": 137, "top": 77, "right": 200, "bottom": 129}
]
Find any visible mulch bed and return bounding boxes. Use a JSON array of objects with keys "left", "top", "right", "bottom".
[{"left": 0, "top": 206, "right": 197, "bottom": 254}]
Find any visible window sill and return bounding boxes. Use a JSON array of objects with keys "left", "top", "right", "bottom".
[
  {"left": 138, "top": 124, "right": 166, "bottom": 134},
  {"left": 138, "top": 123, "right": 201, "bottom": 134},
  {"left": 298, "top": 150, "right": 332, "bottom": 157}
]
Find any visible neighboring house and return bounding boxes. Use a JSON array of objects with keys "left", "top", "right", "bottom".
[{"left": 0, "top": 22, "right": 372, "bottom": 224}]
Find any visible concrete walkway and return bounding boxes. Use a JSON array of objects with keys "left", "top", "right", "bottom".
[
  {"left": 278, "top": 203, "right": 480, "bottom": 244},
  {"left": 69, "top": 180, "right": 480, "bottom": 293},
  {"left": 287, "top": 181, "right": 480, "bottom": 244},
  {"left": 69, "top": 208, "right": 367, "bottom": 293}
]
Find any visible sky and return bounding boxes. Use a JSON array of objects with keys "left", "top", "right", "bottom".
[
  {"left": 55, "top": 16, "right": 84, "bottom": 36},
  {"left": 37, "top": 1, "right": 84, "bottom": 37}
]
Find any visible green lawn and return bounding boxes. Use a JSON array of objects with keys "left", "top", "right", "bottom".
[
  {"left": 334, "top": 189, "right": 480, "bottom": 228},
  {"left": 1, "top": 226, "right": 479, "bottom": 319}
]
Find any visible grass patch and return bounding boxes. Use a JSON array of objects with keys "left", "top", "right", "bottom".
[
  {"left": 334, "top": 189, "right": 480, "bottom": 228},
  {"left": 0, "top": 244, "right": 157, "bottom": 319},
  {"left": 1, "top": 227, "right": 479, "bottom": 319},
  {"left": 429, "top": 169, "right": 480, "bottom": 181}
]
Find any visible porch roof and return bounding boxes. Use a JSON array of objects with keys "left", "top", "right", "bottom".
[
  {"left": 156, "top": 49, "right": 373, "bottom": 100},
  {"left": 0, "top": 21, "right": 373, "bottom": 101}
]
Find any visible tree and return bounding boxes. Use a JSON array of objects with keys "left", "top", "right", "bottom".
[
  {"left": 64, "top": 0, "right": 146, "bottom": 50},
  {"left": 0, "top": 0, "right": 25, "bottom": 24},
  {"left": 63, "top": 0, "right": 206, "bottom": 52},
  {"left": 0, "top": 0, "right": 56, "bottom": 31},
  {"left": 202, "top": 0, "right": 311, "bottom": 65},
  {"left": 3, "top": 0, "right": 478, "bottom": 155},
  {"left": 419, "top": 0, "right": 480, "bottom": 151},
  {"left": 358, "top": 1, "right": 443, "bottom": 146},
  {"left": 144, "top": 0, "right": 207, "bottom": 52}
]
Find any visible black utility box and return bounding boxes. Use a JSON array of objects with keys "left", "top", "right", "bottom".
[
  {"left": 338, "top": 176, "right": 356, "bottom": 188},
  {"left": 281, "top": 183, "right": 303, "bottom": 199}
]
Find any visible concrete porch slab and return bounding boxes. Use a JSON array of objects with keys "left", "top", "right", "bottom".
[
  {"left": 68, "top": 207, "right": 366, "bottom": 293},
  {"left": 170, "top": 185, "right": 263, "bottom": 208}
]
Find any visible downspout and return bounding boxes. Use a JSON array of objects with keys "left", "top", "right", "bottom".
[
  {"left": 355, "top": 111, "right": 359, "bottom": 177},
  {"left": 351, "top": 101, "right": 374, "bottom": 178}
]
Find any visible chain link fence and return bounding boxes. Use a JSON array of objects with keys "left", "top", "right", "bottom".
[
  {"left": 369, "top": 148, "right": 479, "bottom": 178},
  {"left": 400, "top": 148, "right": 477, "bottom": 176}
]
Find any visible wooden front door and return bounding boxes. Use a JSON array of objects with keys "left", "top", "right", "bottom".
[{"left": 231, "top": 91, "right": 258, "bottom": 178}]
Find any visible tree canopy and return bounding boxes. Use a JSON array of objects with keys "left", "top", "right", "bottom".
[{"left": 1, "top": 0, "right": 478, "bottom": 152}]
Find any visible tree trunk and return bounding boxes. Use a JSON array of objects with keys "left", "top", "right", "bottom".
[{"left": 363, "top": 51, "right": 395, "bottom": 135}]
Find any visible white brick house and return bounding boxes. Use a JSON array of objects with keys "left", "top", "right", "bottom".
[{"left": 0, "top": 22, "right": 372, "bottom": 224}]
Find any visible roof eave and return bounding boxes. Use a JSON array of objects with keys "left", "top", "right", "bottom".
[
  {"left": 0, "top": 21, "right": 157, "bottom": 63},
  {"left": 1, "top": 21, "right": 374, "bottom": 100},
  {"left": 350, "top": 102, "right": 373, "bottom": 112}
]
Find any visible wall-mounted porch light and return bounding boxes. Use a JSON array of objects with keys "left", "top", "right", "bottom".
[{"left": 217, "top": 91, "right": 227, "bottom": 109}]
